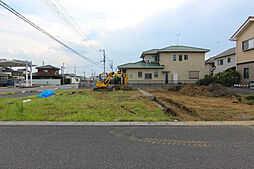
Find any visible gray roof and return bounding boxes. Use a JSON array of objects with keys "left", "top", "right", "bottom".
[
  {"left": 0, "top": 59, "right": 35, "bottom": 67},
  {"left": 118, "top": 61, "right": 164, "bottom": 69},
  {"left": 205, "top": 57, "right": 215, "bottom": 64},
  {"left": 205, "top": 47, "right": 236, "bottom": 64},
  {"left": 213, "top": 47, "right": 236, "bottom": 59},
  {"left": 142, "top": 49, "right": 159, "bottom": 55},
  {"left": 36, "top": 65, "right": 60, "bottom": 70},
  {"left": 141, "top": 45, "right": 210, "bottom": 57}
]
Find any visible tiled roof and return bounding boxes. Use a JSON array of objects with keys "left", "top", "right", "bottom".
[
  {"left": 159, "top": 45, "right": 210, "bottom": 52},
  {"left": 213, "top": 47, "right": 236, "bottom": 59},
  {"left": 141, "top": 45, "right": 210, "bottom": 57},
  {"left": 205, "top": 47, "right": 236, "bottom": 64},
  {"left": 142, "top": 49, "right": 159, "bottom": 55},
  {"left": 36, "top": 65, "right": 60, "bottom": 70},
  {"left": 118, "top": 61, "right": 164, "bottom": 69},
  {"left": 205, "top": 57, "right": 215, "bottom": 64}
]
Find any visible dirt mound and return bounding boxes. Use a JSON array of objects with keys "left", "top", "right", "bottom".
[
  {"left": 111, "top": 85, "right": 134, "bottom": 91},
  {"left": 58, "top": 90, "right": 87, "bottom": 96},
  {"left": 167, "top": 85, "right": 183, "bottom": 92},
  {"left": 179, "top": 83, "right": 235, "bottom": 98}
]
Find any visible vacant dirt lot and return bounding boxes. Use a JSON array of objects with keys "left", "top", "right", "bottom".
[{"left": 145, "top": 87, "right": 254, "bottom": 121}]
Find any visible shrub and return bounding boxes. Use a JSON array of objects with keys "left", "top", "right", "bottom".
[
  {"left": 197, "top": 69, "right": 240, "bottom": 87},
  {"left": 196, "top": 75, "right": 216, "bottom": 86},
  {"left": 245, "top": 95, "right": 254, "bottom": 100},
  {"left": 113, "top": 76, "right": 121, "bottom": 84}
]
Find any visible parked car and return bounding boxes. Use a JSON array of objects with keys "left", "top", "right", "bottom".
[{"left": 0, "top": 80, "right": 14, "bottom": 87}]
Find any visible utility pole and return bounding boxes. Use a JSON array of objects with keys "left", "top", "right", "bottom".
[
  {"left": 110, "top": 60, "right": 113, "bottom": 72},
  {"left": 74, "top": 65, "right": 77, "bottom": 78},
  {"left": 30, "top": 61, "right": 33, "bottom": 86},
  {"left": 62, "top": 63, "right": 65, "bottom": 85},
  {"left": 176, "top": 33, "right": 181, "bottom": 46},
  {"left": 99, "top": 49, "right": 106, "bottom": 74},
  {"left": 25, "top": 60, "right": 28, "bottom": 87}
]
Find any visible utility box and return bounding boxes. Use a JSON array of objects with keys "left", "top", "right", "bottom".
[{"left": 250, "top": 81, "right": 254, "bottom": 90}]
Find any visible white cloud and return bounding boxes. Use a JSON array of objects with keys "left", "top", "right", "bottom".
[
  {"left": 61, "top": 0, "right": 189, "bottom": 30},
  {"left": 0, "top": 0, "right": 243, "bottom": 76}
]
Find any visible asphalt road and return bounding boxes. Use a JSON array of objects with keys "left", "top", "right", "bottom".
[
  {"left": 0, "top": 126, "right": 253, "bottom": 169},
  {"left": 0, "top": 84, "right": 77, "bottom": 98}
]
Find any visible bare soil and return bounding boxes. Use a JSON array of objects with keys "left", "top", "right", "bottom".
[{"left": 146, "top": 87, "right": 254, "bottom": 121}]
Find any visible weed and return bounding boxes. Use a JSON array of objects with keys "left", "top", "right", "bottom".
[
  {"left": 245, "top": 95, "right": 254, "bottom": 100},
  {"left": 0, "top": 89, "right": 171, "bottom": 121}
]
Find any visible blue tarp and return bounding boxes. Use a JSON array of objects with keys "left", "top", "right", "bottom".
[{"left": 38, "top": 90, "right": 55, "bottom": 98}]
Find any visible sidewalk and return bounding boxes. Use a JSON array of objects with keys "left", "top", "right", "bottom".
[{"left": 0, "top": 121, "right": 254, "bottom": 126}]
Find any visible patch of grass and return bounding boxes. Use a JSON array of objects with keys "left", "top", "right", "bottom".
[
  {"left": 245, "top": 94, "right": 254, "bottom": 100},
  {"left": 0, "top": 89, "right": 172, "bottom": 121},
  {"left": 0, "top": 91, "right": 17, "bottom": 96}
]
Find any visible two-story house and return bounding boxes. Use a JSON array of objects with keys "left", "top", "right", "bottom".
[
  {"left": 118, "top": 45, "right": 210, "bottom": 84},
  {"left": 32, "top": 65, "right": 61, "bottom": 85},
  {"left": 33, "top": 65, "right": 61, "bottom": 79},
  {"left": 231, "top": 16, "right": 254, "bottom": 84},
  {"left": 205, "top": 47, "right": 236, "bottom": 75}
]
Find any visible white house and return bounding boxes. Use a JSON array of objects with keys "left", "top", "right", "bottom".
[
  {"left": 65, "top": 74, "right": 81, "bottom": 84},
  {"left": 205, "top": 47, "right": 236, "bottom": 75}
]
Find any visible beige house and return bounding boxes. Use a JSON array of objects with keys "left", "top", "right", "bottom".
[
  {"left": 118, "top": 45, "right": 210, "bottom": 84},
  {"left": 205, "top": 47, "right": 236, "bottom": 75},
  {"left": 231, "top": 16, "right": 254, "bottom": 84}
]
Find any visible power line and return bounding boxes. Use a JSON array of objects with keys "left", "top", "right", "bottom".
[
  {"left": 54, "top": 0, "right": 87, "bottom": 37},
  {"left": 0, "top": 0, "right": 103, "bottom": 67},
  {"left": 41, "top": 0, "right": 84, "bottom": 38},
  {"left": 41, "top": 0, "right": 102, "bottom": 56}
]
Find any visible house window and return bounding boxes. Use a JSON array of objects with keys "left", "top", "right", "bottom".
[
  {"left": 43, "top": 70, "right": 48, "bottom": 73},
  {"left": 242, "top": 38, "right": 254, "bottom": 51},
  {"left": 217, "top": 59, "right": 223, "bottom": 66},
  {"left": 244, "top": 68, "right": 249, "bottom": 79},
  {"left": 122, "top": 69, "right": 126, "bottom": 73},
  {"left": 154, "top": 72, "right": 158, "bottom": 78},
  {"left": 145, "top": 73, "right": 152, "bottom": 79},
  {"left": 179, "top": 55, "right": 183, "bottom": 61},
  {"left": 184, "top": 55, "right": 188, "bottom": 60},
  {"left": 189, "top": 71, "right": 199, "bottom": 79},
  {"left": 138, "top": 72, "right": 142, "bottom": 78},
  {"left": 227, "top": 57, "right": 231, "bottom": 63},
  {"left": 151, "top": 56, "right": 159, "bottom": 62},
  {"left": 173, "top": 54, "right": 176, "bottom": 61}
]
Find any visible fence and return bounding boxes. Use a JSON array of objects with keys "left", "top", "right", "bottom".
[{"left": 78, "top": 79, "right": 197, "bottom": 89}]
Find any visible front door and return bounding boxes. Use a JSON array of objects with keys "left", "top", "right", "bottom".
[
  {"left": 173, "top": 73, "right": 178, "bottom": 84},
  {"left": 165, "top": 73, "right": 168, "bottom": 84}
]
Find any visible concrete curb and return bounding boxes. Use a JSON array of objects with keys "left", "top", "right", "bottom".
[{"left": 0, "top": 121, "right": 254, "bottom": 126}]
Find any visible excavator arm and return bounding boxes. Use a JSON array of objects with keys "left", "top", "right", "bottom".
[{"left": 94, "top": 72, "right": 128, "bottom": 90}]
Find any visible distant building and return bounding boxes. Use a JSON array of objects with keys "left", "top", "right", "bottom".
[
  {"left": 230, "top": 16, "right": 254, "bottom": 84},
  {"left": 0, "top": 67, "right": 14, "bottom": 86},
  {"left": 205, "top": 47, "right": 236, "bottom": 75},
  {"left": 32, "top": 65, "right": 61, "bottom": 85},
  {"left": 33, "top": 65, "right": 61, "bottom": 79},
  {"left": 0, "top": 66, "right": 12, "bottom": 81},
  {"left": 0, "top": 59, "right": 34, "bottom": 87},
  {"left": 118, "top": 45, "right": 210, "bottom": 84},
  {"left": 64, "top": 74, "right": 81, "bottom": 84}
]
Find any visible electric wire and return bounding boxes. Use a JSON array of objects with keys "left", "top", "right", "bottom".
[{"left": 0, "top": 0, "right": 103, "bottom": 67}]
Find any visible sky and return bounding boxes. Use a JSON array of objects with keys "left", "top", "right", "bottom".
[{"left": 0, "top": 0, "right": 253, "bottom": 76}]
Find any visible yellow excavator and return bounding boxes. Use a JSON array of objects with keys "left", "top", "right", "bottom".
[{"left": 93, "top": 72, "right": 128, "bottom": 91}]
